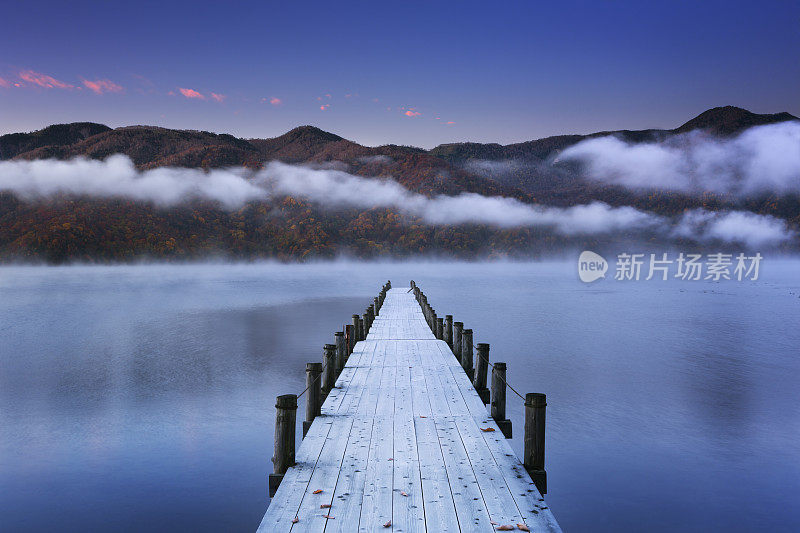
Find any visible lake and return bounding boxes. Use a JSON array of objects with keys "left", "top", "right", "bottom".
[{"left": 1, "top": 260, "right": 799, "bottom": 532}]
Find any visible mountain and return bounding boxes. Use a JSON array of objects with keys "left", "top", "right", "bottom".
[
  {"left": 0, "top": 122, "right": 111, "bottom": 160},
  {"left": 430, "top": 106, "right": 798, "bottom": 164},
  {"left": 0, "top": 106, "right": 797, "bottom": 263},
  {"left": 673, "top": 106, "right": 798, "bottom": 135}
]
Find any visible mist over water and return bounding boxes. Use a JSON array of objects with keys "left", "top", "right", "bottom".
[{"left": 1, "top": 260, "right": 799, "bottom": 532}]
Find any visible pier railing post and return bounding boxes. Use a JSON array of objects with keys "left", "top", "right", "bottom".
[
  {"left": 352, "top": 314, "right": 361, "bottom": 343},
  {"left": 474, "top": 343, "right": 490, "bottom": 404},
  {"left": 269, "top": 394, "right": 297, "bottom": 497},
  {"left": 361, "top": 312, "right": 368, "bottom": 338},
  {"left": 491, "top": 362, "right": 512, "bottom": 438},
  {"left": 335, "top": 331, "right": 346, "bottom": 374},
  {"left": 374, "top": 297, "right": 379, "bottom": 316},
  {"left": 453, "top": 321, "right": 463, "bottom": 362},
  {"left": 445, "top": 315, "right": 453, "bottom": 348},
  {"left": 303, "top": 363, "right": 322, "bottom": 437},
  {"left": 461, "top": 328, "right": 474, "bottom": 381},
  {"left": 431, "top": 310, "right": 437, "bottom": 333},
  {"left": 346, "top": 324, "right": 354, "bottom": 354},
  {"left": 524, "top": 392, "right": 547, "bottom": 494},
  {"left": 436, "top": 317, "right": 444, "bottom": 340},
  {"left": 322, "top": 344, "right": 336, "bottom": 398}
]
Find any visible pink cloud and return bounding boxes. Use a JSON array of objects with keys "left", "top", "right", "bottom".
[
  {"left": 82, "top": 78, "right": 124, "bottom": 94},
  {"left": 320, "top": 104, "right": 330, "bottom": 111},
  {"left": 404, "top": 110, "right": 422, "bottom": 117},
  {"left": 178, "top": 87, "right": 205, "bottom": 100},
  {"left": 0, "top": 77, "right": 10, "bottom": 88},
  {"left": 446, "top": 121, "right": 455, "bottom": 124},
  {"left": 19, "top": 70, "right": 74, "bottom": 89},
  {"left": 269, "top": 97, "right": 282, "bottom": 105},
  {"left": 210, "top": 92, "right": 226, "bottom": 103}
]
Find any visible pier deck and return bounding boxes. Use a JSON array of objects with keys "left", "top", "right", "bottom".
[{"left": 258, "top": 288, "right": 561, "bottom": 532}]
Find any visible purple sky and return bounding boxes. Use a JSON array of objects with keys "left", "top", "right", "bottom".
[{"left": 1, "top": 0, "right": 798, "bottom": 148}]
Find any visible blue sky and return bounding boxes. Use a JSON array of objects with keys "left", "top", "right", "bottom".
[{"left": 1, "top": 0, "right": 798, "bottom": 148}]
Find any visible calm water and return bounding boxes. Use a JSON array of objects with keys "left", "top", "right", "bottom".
[{"left": 1, "top": 260, "right": 799, "bottom": 532}]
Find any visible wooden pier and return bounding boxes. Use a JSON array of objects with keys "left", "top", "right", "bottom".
[{"left": 259, "top": 282, "right": 561, "bottom": 532}]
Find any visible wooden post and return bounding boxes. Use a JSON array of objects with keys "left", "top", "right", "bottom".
[
  {"left": 374, "top": 297, "right": 379, "bottom": 315},
  {"left": 269, "top": 394, "right": 297, "bottom": 497},
  {"left": 346, "top": 324, "right": 354, "bottom": 354},
  {"left": 322, "top": 344, "right": 336, "bottom": 398},
  {"left": 524, "top": 392, "right": 547, "bottom": 494},
  {"left": 445, "top": 315, "right": 453, "bottom": 348},
  {"left": 303, "top": 363, "right": 322, "bottom": 437},
  {"left": 431, "top": 310, "right": 437, "bottom": 332},
  {"left": 352, "top": 314, "right": 361, "bottom": 343},
  {"left": 361, "top": 312, "right": 368, "bottom": 338},
  {"left": 461, "top": 328, "right": 474, "bottom": 381},
  {"left": 491, "top": 362, "right": 512, "bottom": 438},
  {"left": 335, "top": 331, "right": 346, "bottom": 374},
  {"left": 436, "top": 317, "right": 444, "bottom": 340},
  {"left": 453, "top": 321, "right": 463, "bottom": 362},
  {"left": 474, "top": 343, "right": 490, "bottom": 404}
]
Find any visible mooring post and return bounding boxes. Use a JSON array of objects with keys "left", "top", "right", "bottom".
[
  {"left": 373, "top": 297, "right": 379, "bottom": 316},
  {"left": 322, "top": 344, "right": 336, "bottom": 398},
  {"left": 436, "top": 317, "right": 444, "bottom": 340},
  {"left": 461, "top": 328, "right": 474, "bottom": 381},
  {"left": 474, "top": 343, "right": 490, "bottom": 404},
  {"left": 346, "top": 324, "right": 354, "bottom": 355},
  {"left": 269, "top": 394, "right": 297, "bottom": 497},
  {"left": 491, "top": 362, "right": 512, "bottom": 437},
  {"left": 431, "top": 310, "right": 437, "bottom": 332},
  {"left": 303, "top": 363, "right": 322, "bottom": 437},
  {"left": 445, "top": 315, "right": 453, "bottom": 348},
  {"left": 352, "top": 314, "right": 361, "bottom": 343},
  {"left": 335, "top": 331, "right": 346, "bottom": 374},
  {"left": 361, "top": 312, "right": 368, "bottom": 338},
  {"left": 524, "top": 392, "right": 547, "bottom": 494},
  {"left": 453, "top": 321, "right": 463, "bottom": 362}
]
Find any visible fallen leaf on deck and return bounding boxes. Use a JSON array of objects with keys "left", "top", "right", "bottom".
[
  {"left": 383, "top": 521, "right": 392, "bottom": 528},
  {"left": 324, "top": 515, "right": 335, "bottom": 519},
  {"left": 400, "top": 491, "right": 408, "bottom": 497},
  {"left": 490, "top": 521, "right": 498, "bottom": 525},
  {"left": 497, "top": 526, "right": 514, "bottom": 531},
  {"left": 313, "top": 489, "right": 323, "bottom": 494},
  {"left": 517, "top": 524, "right": 530, "bottom": 531},
  {"left": 291, "top": 517, "right": 299, "bottom": 523},
  {"left": 388, "top": 458, "right": 393, "bottom": 461},
  {"left": 320, "top": 504, "right": 331, "bottom": 508},
  {"left": 419, "top": 415, "right": 427, "bottom": 418},
  {"left": 480, "top": 427, "right": 496, "bottom": 432}
]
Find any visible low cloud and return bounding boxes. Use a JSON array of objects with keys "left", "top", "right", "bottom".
[
  {"left": 82, "top": 78, "right": 124, "bottom": 95},
  {"left": 265, "top": 97, "right": 282, "bottom": 106},
  {"left": 210, "top": 92, "right": 226, "bottom": 103},
  {"left": 19, "top": 70, "right": 74, "bottom": 90},
  {"left": 178, "top": 88, "right": 205, "bottom": 100},
  {"left": 0, "top": 156, "right": 794, "bottom": 247},
  {"left": 0, "top": 77, "right": 10, "bottom": 88},
  {"left": 560, "top": 122, "right": 800, "bottom": 197},
  {"left": 357, "top": 155, "right": 393, "bottom": 165}
]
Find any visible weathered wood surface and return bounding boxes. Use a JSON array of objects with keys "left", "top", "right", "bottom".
[{"left": 258, "top": 288, "right": 561, "bottom": 532}]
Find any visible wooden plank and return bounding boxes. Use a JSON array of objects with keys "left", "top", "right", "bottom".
[
  {"left": 358, "top": 415, "right": 394, "bottom": 531},
  {"left": 433, "top": 416, "right": 494, "bottom": 531},
  {"left": 323, "top": 416, "right": 375, "bottom": 533},
  {"left": 392, "top": 363, "right": 425, "bottom": 533},
  {"left": 289, "top": 416, "right": 354, "bottom": 531}
]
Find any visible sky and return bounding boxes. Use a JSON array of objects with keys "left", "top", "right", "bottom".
[{"left": 0, "top": 0, "right": 798, "bottom": 148}]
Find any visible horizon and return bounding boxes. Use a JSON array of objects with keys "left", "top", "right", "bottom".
[
  {"left": 2, "top": 1, "right": 798, "bottom": 148},
  {"left": 4, "top": 105, "right": 797, "bottom": 150}
]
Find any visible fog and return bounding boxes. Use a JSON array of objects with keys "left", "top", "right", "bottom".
[
  {"left": 0, "top": 154, "right": 795, "bottom": 247},
  {"left": 560, "top": 121, "right": 800, "bottom": 196}
]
